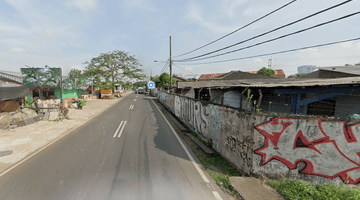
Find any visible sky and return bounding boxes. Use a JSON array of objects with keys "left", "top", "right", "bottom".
[{"left": 1, "top": 0, "right": 360, "bottom": 78}]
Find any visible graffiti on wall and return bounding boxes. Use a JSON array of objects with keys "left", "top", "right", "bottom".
[
  {"left": 226, "top": 136, "right": 254, "bottom": 169},
  {"left": 170, "top": 95, "right": 209, "bottom": 138},
  {"left": 255, "top": 118, "right": 360, "bottom": 184}
]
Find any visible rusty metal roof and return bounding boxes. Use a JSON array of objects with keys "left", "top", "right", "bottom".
[
  {"left": 198, "top": 73, "right": 225, "bottom": 80},
  {"left": 177, "top": 77, "right": 360, "bottom": 89}
]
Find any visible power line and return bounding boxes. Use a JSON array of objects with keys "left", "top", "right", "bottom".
[
  {"left": 172, "top": 63, "right": 197, "bottom": 75},
  {"left": 175, "top": 0, "right": 354, "bottom": 62},
  {"left": 159, "top": 60, "right": 170, "bottom": 75},
  {"left": 176, "top": 10, "right": 360, "bottom": 62},
  {"left": 174, "top": 0, "right": 298, "bottom": 58},
  {"left": 173, "top": 37, "right": 360, "bottom": 65},
  {"left": 172, "top": 0, "right": 204, "bottom": 37}
]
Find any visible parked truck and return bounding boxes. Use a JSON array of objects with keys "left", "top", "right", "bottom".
[{"left": 100, "top": 88, "right": 112, "bottom": 99}]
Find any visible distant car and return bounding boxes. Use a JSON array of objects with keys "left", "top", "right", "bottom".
[
  {"left": 135, "top": 87, "right": 145, "bottom": 94},
  {"left": 136, "top": 88, "right": 145, "bottom": 94}
]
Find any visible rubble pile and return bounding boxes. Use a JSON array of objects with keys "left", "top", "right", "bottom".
[
  {"left": 62, "top": 97, "right": 78, "bottom": 109},
  {"left": 0, "top": 108, "right": 39, "bottom": 129},
  {"left": 36, "top": 99, "right": 61, "bottom": 121}
]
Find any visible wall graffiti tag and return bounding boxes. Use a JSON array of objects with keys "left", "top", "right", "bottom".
[
  {"left": 226, "top": 136, "right": 254, "bottom": 169},
  {"left": 255, "top": 118, "right": 360, "bottom": 184},
  {"left": 172, "top": 95, "right": 209, "bottom": 138}
]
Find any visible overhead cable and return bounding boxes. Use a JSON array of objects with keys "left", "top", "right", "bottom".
[
  {"left": 175, "top": 0, "right": 354, "bottom": 61},
  {"left": 172, "top": 63, "right": 197, "bottom": 74},
  {"left": 175, "top": 10, "right": 360, "bottom": 62},
  {"left": 173, "top": 0, "right": 298, "bottom": 58},
  {"left": 174, "top": 37, "right": 360, "bottom": 65}
]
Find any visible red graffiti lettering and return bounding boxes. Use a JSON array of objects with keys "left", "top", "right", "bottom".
[{"left": 255, "top": 118, "right": 360, "bottom": 184}]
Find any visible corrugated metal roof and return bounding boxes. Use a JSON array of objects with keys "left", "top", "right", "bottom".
[
  {"left": 315, "top": 66, "right": 360, "bottom": 75},
  {"left": 178, "top": 77, "right": 360, "bottom": 89}
]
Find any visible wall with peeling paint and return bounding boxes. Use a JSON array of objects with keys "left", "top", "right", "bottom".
[{"left": 158, "top": 91, "right": 360, "bottom": 186}]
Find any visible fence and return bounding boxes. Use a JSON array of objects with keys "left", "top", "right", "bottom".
[{"left": 158, "top": 91, "right": 360, "bottom": 186}]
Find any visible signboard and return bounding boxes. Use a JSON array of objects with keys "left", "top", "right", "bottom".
[
  {"left": 147, "top": 81, "right": 155, "bottom": 89},
  {"left": 21, "top": 67, "right": 61, "bottom": 88}
]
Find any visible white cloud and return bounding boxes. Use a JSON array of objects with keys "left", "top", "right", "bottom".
[
  {"left": 123, "top": 0, "right": 157, "bottom": 12},
  {"left": 225, "top": 0, "right": 249, "bottom": 18},
  {"left": 11, "top": 47, "right": 26, "bottom": 53},
  {"left": 186, "top": 2, "right": 238, "bottom": 34},
  {"left": 64, "top": 0, "right": 98, "bottom": 13}
]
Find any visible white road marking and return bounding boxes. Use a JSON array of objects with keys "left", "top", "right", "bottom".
[
  {"left": 117, "top": 121, "right": 127, "bottom": 138},
  {"left": 151, "top": 99, "right": 224, "bottom": 200},
  {"left": 134, "top": 99, "right": 137, "bottom": 101},
  {"left": 113, "top": 121, "right": 124, "bottom": 137},
  {"left": 129, "top": 105, "right": 134, "bottom": 109},
  {"left": 151, "top": 100, "right": 209, "bottom": 182},
  {"left": 212, "top": 191, "right": 223, "bottom": 200},
  {"left": 0, "top": 93, "right": 132, "bottom": 178}
]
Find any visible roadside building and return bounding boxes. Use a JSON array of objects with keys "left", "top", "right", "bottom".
[{"left": 176, "top": 76, "right": 360, "bottom": 119}]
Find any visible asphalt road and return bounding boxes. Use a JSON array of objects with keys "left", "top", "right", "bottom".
[{"left": 0, "top": 93, "right": 226, "bottom": 200}]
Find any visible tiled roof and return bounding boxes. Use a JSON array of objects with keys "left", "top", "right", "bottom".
[{"left": 198, "top": 73, "right": 225, "bottom": 80}]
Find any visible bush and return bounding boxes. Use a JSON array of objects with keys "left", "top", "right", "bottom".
[
  {"left": 268, "top": 178, "right": 360, "bottom": 200},
  {"left": 79, "top": 100, "right": 87, "bottom": 106}
]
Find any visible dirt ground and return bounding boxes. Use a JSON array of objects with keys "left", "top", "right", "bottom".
[{"left": 0, "top": 92, "right": 131, "bottom": 174}]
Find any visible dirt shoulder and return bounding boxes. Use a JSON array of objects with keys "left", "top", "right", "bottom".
[{"left": 0, "top": 92, "right": 131, "bottom": 174}]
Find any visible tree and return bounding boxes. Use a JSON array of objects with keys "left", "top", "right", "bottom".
[
  {"left": 151, "top": 76, "right": 160, "bottom": 83},
  {"left": 257, "top": 67, "right": 275, "bottom": 77},
  {"left": 84, "top": 50, "right": 145, "bottom": 90},
  {"left": 159, "top": 73, "right": 176, "bottom": 86},
  {"left": 133, "top": 81, "right": 146, "bottom": 88}
]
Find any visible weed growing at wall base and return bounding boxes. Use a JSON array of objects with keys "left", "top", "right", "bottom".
[
  {"left": 268, "top": 178, "right": 360, "bottom": 200},
  {"left": 194, "top": 146, "right": 242, "bottom": 196}
]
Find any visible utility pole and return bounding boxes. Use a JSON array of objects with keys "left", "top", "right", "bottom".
[
  {"left": 169, "top": 36, "right": 172, "bottom": 92},
  {"left": 268, "top": 58, "right": 272, "bottom": 69}
]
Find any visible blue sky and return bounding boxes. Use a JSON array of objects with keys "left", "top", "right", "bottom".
[{"left": 1, "top": 0, "right": 360, "bottom": 78}]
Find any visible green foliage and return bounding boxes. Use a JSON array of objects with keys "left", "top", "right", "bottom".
[
  {"left": 297, "top": 73, "right": 307, "bottom": 77},
  {"left": 79, "top": 100, "right": 87, "bottom": 106},
  {"left": 133, "top": 81, "right": 146, "bottom": 88},
  {"left": 159, "top": 73, "right": 176, "bottom": 86},
  {"left": 257, "top": 67, "right": 275, "bottom": 77},
  {"left": 24, "top": 100, "right": 35, "bottom": 108},
  {"left": 150, "top": 76, "right": 160, "bottom": 83},
  {"left": 268, "top": 178, "right": 360, "bottom": 200},
  {"left": 83, "top": 50, "right": 145, "bottom": 90}
]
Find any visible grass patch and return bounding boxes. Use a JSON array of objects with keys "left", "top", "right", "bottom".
[
  {"left": 192, "top": 142, "right": 242, "bottom": 196},
  {"left": 268, "top": 178, "right": 360, "bottom": 200}
]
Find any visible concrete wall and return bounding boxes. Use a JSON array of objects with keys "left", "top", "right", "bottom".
[{"left": 158, "top": 91, "right": 360, "bottom": 186}]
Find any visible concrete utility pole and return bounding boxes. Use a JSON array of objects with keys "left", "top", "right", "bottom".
[
  {"left": 268, "top": 58, "right": 272, "bottom": 69},
  {"left": 169, "top": 36, "right": 172, "bottom": 91}
]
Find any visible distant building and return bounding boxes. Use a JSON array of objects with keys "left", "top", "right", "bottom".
[
  {"left": 300, "top": 65, "right": 360, "bottom": 79},
  {"left": 297, "top": 65, "right": 315, "bottom": 74}
]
